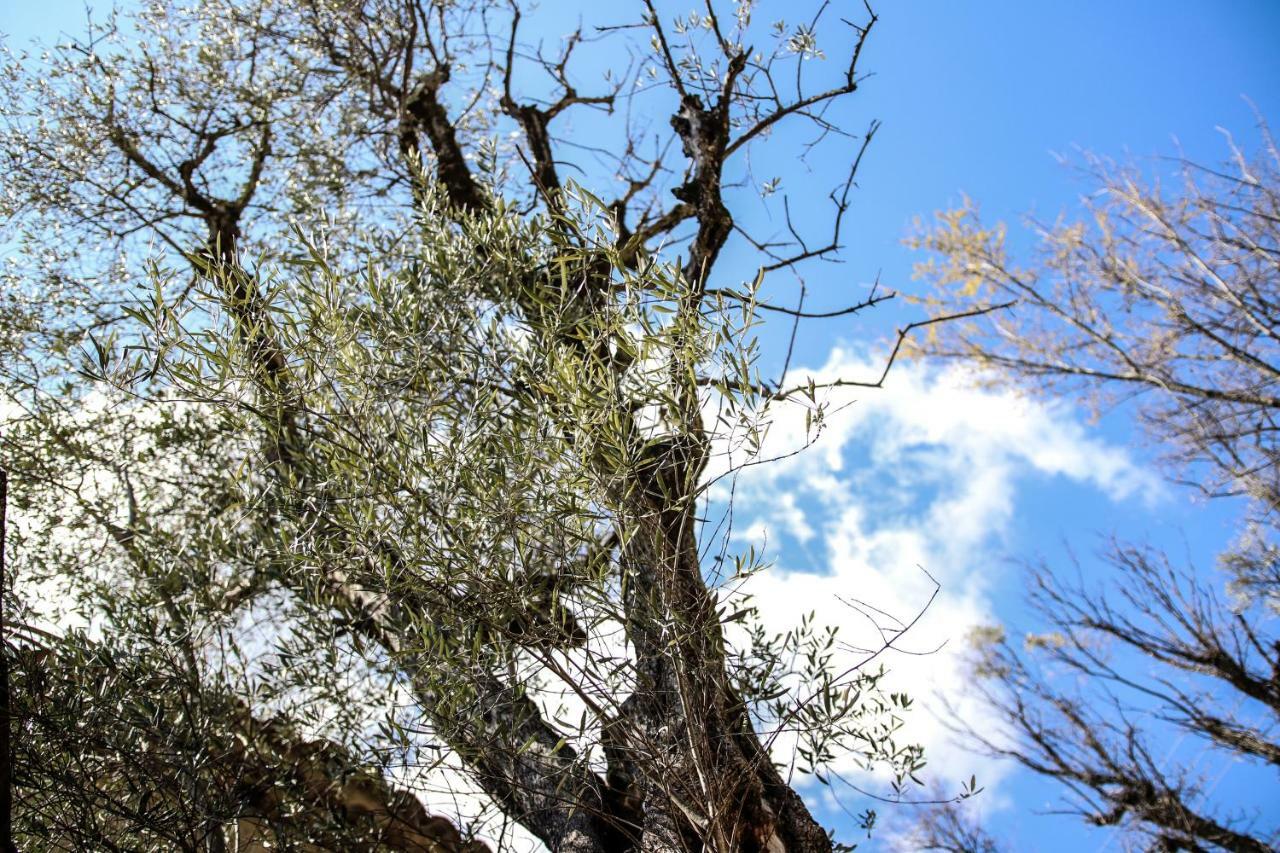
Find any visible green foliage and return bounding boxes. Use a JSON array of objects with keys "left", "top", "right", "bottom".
[{"left": 1, "top": 1, "right": 928, "bottom": 847}]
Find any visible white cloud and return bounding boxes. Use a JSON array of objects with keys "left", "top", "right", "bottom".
[{"left": 710, "top": 347, "right": 1163, "bottom": 811}]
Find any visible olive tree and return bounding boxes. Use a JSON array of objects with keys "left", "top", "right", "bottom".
[{"left": 1, "top": 1, "right": 948, "bottom": 850}]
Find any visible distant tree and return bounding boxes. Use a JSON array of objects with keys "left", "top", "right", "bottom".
[
  {"left": 0, "top": 1, "right": 953, "bottom": 850},
  {"left": 912, "top": 133, "right": 1280, "bottom": 606},
  {"left": 911, "top": 132, "right": 1280, "bottom": 850},
  {"left": 901, "top": 798, "right": 1001, "bottom": 853}
]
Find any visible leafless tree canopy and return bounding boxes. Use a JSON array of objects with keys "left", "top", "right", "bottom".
[
  {"left": 913, "top": 136, "right": 1280, "bottom": 851},
  {"left": 902, "top": 798, "right": 1001, "bottom": 853},
  {"left": 913, "top": 135, "right": 1280, "bottom": 603}
]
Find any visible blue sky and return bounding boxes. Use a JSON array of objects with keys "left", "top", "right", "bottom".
[{"left": 4, "top": 0, "right": 1279, "bottom": 849}]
